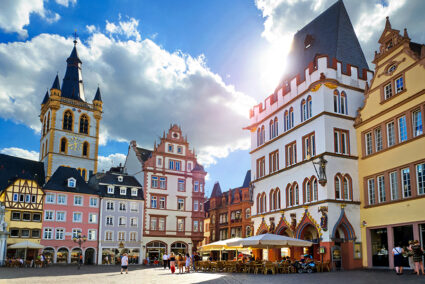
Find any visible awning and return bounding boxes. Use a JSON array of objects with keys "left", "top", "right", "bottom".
[
  {"left": 226, "top": 233, "right": 313, "bottom": 249},
  {"left": 199, "top": 238, "right": 243, "bottom": 252},
  {"left": 8, "top": 241, "right": 44, "bottom": 249}
]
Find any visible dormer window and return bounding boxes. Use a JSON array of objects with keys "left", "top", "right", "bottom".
[
  {"left": 177, "top": 146, "right": 183, "bottom": 154},
  {"left": 120, "top": 187, "right": 126, "bottom": 195},
  {"left": 107, "top": 185, "right": 114, "bottom": 194},
  {"left": 168, "top": 144, "right": 173, "bottom": 152},
  {"left": 304, "top": 34, "right": 314, "bottom": 49},
  {"left": 118, "top": 176, "right": 123, "bottom": 182},
  {"left": 68, "top": 178, "right": 76, "bottom": 188},
  {"left": 131, "top": 188, "right": 137, "bottom": 196}
]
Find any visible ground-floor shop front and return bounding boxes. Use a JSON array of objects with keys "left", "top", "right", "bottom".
[
  {"left": 41, "top": 246, "right": 97, "bottom": 264},
  {"left": 365, "top": 221, "right": 425, "bottom": 268},
  {"left": 142, "top": 236, "right": 195, "bottom": 263}
]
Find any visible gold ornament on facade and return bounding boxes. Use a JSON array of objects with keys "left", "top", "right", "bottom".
[{"left": 68, "top": 135, "right": 82, "bottom": 151}]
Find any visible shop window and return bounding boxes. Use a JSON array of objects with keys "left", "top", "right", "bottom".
[{"left": 371, "top": 228, "right": 389, "bottom": 267}]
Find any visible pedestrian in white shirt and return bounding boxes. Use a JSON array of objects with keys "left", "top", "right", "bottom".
[
  {"left": 163, "top": 253, "right": 169, "bottom": 269},
  {"left": 121, "top": 253, "right": 128, "bottom": 274}
]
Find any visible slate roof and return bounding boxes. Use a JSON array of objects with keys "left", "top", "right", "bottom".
[
  {"left": 410, "top": 42, "right": 424, "bottom": 57},
  {"left": 44, "top": 166, "right": 96, "bottom": 195},
  {"left": 135, "top": 147, "right": 152, "bottom": 162},
  {"left": 61, "top": 44, "right": 85, "bottom": 102},
  {"left": 41, "top": 91, "right": 49, "bottom": 105},
  {"left": 93, "top": 87, "right": 102, "bottom": 102},
  {"left": 88, "top": 168, "right": 144, "bottom": 200},
  {"left": 51, "top": 74, "right": 60, "bottom": 90},
  {"left": 192, "top": 163, "right": 205, "bottom": 172},
  {"left": 0, "top": 154, "right": 45, "bottom": 192},
  {"left": 241, "top": 170, "right": 251, "bottom": 188},
  {"left": 281, "top": 0, "right": 369, "bottom": 83},
  {"left": 210, "top": 182, "right": 222, "bottom": 198}
]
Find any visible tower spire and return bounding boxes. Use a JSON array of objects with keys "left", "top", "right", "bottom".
[{"left": 61, "top": 35, "right": 85, "bottom": 101}]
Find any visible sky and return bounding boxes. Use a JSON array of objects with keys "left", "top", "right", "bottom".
[{"left": 0, "top": 0, "right": 424, "bottom": 197}]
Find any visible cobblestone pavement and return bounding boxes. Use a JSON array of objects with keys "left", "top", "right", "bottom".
[{"left": 0, "top": 265, "right": 424, "bottom": 284}]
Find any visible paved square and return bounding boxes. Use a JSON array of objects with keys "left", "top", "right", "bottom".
[{"left": 0, "top": 266, "right": 424, "bottom": 284}]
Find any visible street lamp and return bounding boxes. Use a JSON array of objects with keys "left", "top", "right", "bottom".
[
  {"left": 306, "top": 152, "right": 328, "bottom": 186},
  {"left": 73, "top": 233, "right": 87, "bottom": 269}
]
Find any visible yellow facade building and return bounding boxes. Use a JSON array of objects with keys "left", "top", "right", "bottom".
[
  {"left": 0, "top": 155, "right": 45, "bottom": 259},
  {"left": 355, "top": 18, "right": 425, "bottom": 269}
]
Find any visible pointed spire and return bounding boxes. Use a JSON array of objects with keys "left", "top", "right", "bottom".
[
  {"left": 385, "top": 16, "right": 391, "bottom": 29},
  {"left": 93, "top": 86, "right": 102, "bottom": 102},
  {"left": 51, "top": 74, "right": 60, "bottom": 90},
  {"left": 403, "top": 28, "right": 409, "bottom": 39},
  {"left": 61, "top": 37, "right": 85, "bottom": 101},
  {"left": 41, "top": 91, "right": 49, "bottom": 105}
]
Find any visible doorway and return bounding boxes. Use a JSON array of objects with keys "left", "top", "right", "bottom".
[{"left": 84, "top": 248, "right": 95, "bottom": 264}]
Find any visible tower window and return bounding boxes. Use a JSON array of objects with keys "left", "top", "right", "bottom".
[
  {"left": 79, "top": 115, "right": 89, "bottom": 134},
  {"left": 63, "top": 110, "right": 73, "bottom": 131},
  {"left": 82, "top": 142, "right": 89, "bottom": 157},
  {"left": 60, "top": 137, "right": 67, "bottom": 154}
]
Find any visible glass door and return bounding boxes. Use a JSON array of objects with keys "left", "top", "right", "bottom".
[
  {"left": 393, "top": 225, "right": 413, "bottom": 267},
  {"left": 371, "top": 228, "right": 389, "bottom": 267}
]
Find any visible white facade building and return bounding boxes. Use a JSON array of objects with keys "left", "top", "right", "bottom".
[{"left": 245, "top": 1, "right": 373, "bottom": 269}]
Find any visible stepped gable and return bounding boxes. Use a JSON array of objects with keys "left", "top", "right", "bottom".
[{"left": 0, "top": 154, "right": 45, "bottom": 192}]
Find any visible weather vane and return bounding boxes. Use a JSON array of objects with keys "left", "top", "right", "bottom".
[{"left": 73, "top": 29, "right": 78, "bottom": 45}]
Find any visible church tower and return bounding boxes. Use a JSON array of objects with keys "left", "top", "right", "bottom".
[{"left": 40, "top": 39, "right": 103, "bottom": 180}]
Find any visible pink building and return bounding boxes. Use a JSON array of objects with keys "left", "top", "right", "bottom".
[{"left": 41, "top": 167, "right": 100, "bottom": 264}]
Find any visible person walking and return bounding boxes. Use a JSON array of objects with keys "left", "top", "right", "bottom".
[
  {"left": 163, "top": 253, "right": 169, "bottom": 269},
  {"left": 170, "top": 253, "right": 176, "bottom": 274},
  {"left": 392, "top": 243, "right": 404, "bottom": 275},
  {"left": 178, "top": 254, "right": 184, "bottom": 274},
  {"left": 408, "top": 241, "right": 416, "bottom": 274},
  {"left": 185, "top": 253, "right": 191, "bottom": 273},
  {"left": 121, "top": 253, "right": 129, "bottom": 274},
  {"left": 167, "top": 253, "right": 171, "bottom": 269},
  {"left": 411, "top": 240, "right": 424, "bottom": 276}
]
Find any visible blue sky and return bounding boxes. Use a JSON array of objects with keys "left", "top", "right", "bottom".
[{"left": 0, "top": 0, "right": 424, "bottom": 197}]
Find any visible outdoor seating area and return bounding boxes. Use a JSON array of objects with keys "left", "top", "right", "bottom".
[{"left": 195, "top": 260, "right": 331, "bottom": 274}]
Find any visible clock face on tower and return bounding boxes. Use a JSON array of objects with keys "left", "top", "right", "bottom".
[{"left": 68, "top": 135, "right": 83, "bottom": 151}]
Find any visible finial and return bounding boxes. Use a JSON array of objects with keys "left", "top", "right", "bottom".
[
  {"left": 385, "top": 16, "right": 391, "bottom": 29},
  {"left": 73, "top": 30, "right": 78, "bottom": 46},
  {"left": 403, "top": 28, "right": 409, "bottom": 39}
]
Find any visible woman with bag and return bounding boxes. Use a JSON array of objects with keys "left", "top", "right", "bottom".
[
  {"left": 411, "top": 240, "right": 424, "bottom": 276},
  {"left": 169, "top": 253, "right": 176, "bottom": 274},
  {"left": 392, "top": 243, "right": 404, "bottom": 275}
]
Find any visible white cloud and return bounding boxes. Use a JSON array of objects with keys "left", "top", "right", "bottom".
[
  {"left": 254, "top": 0, "right": 425, "bottom": 75},
  {"left": 86, "top": 25, "right": 98, "bottom": 34},
  {"left": 0, "top": 18, "right": 255, "bottom": 168},
  {"left": 98, "top": 153, "right": 127, "bottom": 172},
  {"left": 0, "top": 147, "right": 39, "bottom": 161},
  {"left": 106, "top": 17, "right": 141, "bottom": 41},
  {"left": 0, "top": 0, "right": 61, "bottom": 38},
  {"left": 55, "top": 0, "right": 77, "bottom": 7}
]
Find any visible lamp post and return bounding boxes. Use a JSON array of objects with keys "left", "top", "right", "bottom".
[
  {"left": 73, "top": 233, "right": 87, "bottom": 269},
  {"left": 307, "top": 153, "right": 328, "bottom": 186}
]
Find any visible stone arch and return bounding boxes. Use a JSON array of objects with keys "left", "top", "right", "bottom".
[
  {"left": 295, "top": 210, "right": 321, "bottom": 240},
  {"left": 275, "top": 216, "right": 293, "bottom": 237},
  {"left": 256, "top": 218, "right": 269, "bottom": 235},
  {"left": 331, "top": 208, "right": 356, "bottom": 241},
  {"left": 56, "top": 247, "right": 69, "bottom": 264},
  {"left": 84, "top": 247, "right": 96, "bottom": 264}
]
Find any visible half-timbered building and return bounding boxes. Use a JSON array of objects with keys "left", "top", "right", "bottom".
[{"left": 0, "top": 154, "right": 45, "bottom": 259}]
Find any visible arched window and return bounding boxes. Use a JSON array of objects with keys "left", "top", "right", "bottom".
[
  {"left": 274, "top": 117, "right": 278, "bottom": 137},
  {"left": 262, "top": 193, "right": 267, "bottom": 213},
  {"left": 47, "top": 112, "right": 50, "bottom": 131},
  {"left": 274, "top": 188, "right": 280, "bottom": 209},
  {"left": 261, "top": 126, "right": 265, "bottom": 144},
  {"left": 289, "top": 107, "right": 294, "bottom": 129},
  {"left": 41, "top": 143, "right": 44, "bottom": 158},
  {"left": 301, "top": 99, "right": 306, "bottom": 122},
  {"left": 284, "top": 110, "right": 289, "bottom": 131},
  {"left": 289, "top": 185, "right": 294, "bottom": 207},
  {"left": 45, "top": 140, "right": 48, "bottom": 157},
  {"left": 63, "top": 110, "right": 73, "bottom": 131},
  {"left": 79, "top": 115, "right": 89, "bottom": 134},
  {"left": 343, "top": 174, "right": 352, "bottom": 200},
  {"left": 269, "top": 120, "right": 274, "bottom": 140},
  {"left": 60, "top": 137, "right": 67, "bottom": 154},
  {"left": 269, "top": 189, "right": 275, "bottom": 210},
  {"left": 257, "top": 194, "right": 261, "bottom": 213},
  {"left": 304, "top": 179, "right": 311, "bottom": 203},
  {"left": 340, "top": 91, "right": 347, "bottom": 115},
  {"left": 82, "top": 142, "right": 89, "bottom": 157},
  {"left": 333, "top": 90, "right": 339, "bottom": 113},
  {"left": 307, "top": 96, "right": 312, "bottom": 118},
  {"left": 257, "top": 128, "right": 261, "bottom": 147},
  {"left": 294, "top": 183, "right": 299, "bottom": 205},
  {"left": 335, "top": 175, "right": 342, "bottom": 199},
  {"left": 82, "top": 169, "right": 86, "bottom": 180},
  {"left": 43, "top": 117, "right": 47, "bottom": 136},
  {"left": 245, "top": 208, "right": 250, "bottom": 219},
  {"left": 312, "top": 177, "right": 318, "bottom": 201}
]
